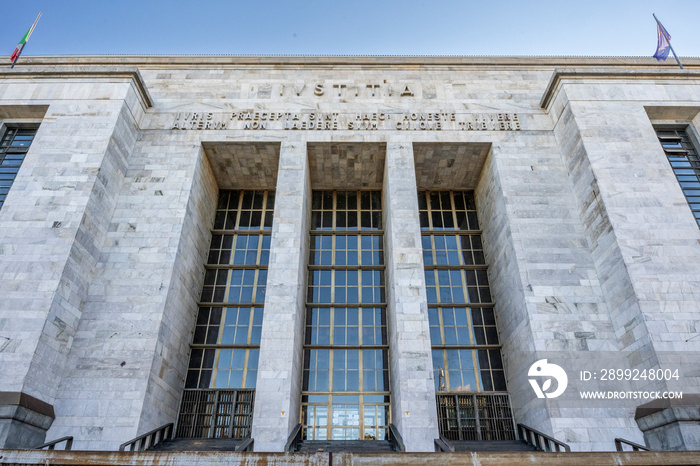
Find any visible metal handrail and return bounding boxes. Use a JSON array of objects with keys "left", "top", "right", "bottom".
[
  {"left": 615, "top": 437, "right": 651, "bottom": 452},
  {"left": 119, "top": 423, "right": 174, "bottom": 452},
  {"left": 434, "top": 435, "right": 455, "bottom": 452},
  {"left": 33, "top": 436, "right": 73, "bottom": 451},
  {"left": 388, "top": 424, "right": 405, "bottom": 452},
  {"left": 517, "top": 423, "right": 570, "bottom": 452},
  {"left": 285, "top": 423, "right": 303, "bottom": 452},
  {"left": 235, "top": 437, "right": 254, "bottom": 452}
]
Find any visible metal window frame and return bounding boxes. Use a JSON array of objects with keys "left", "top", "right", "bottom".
[
  {"left": 0, "top": 123, "right": 38, "bottom": 210},
  {"left": 419, "top": 190, "right": 507, "bottom": 394},
  {"left": 654, "top": 125, "right": 700, "bottom": 228},
  {"left": 302, "top": 190, "right": 391, "bottom": 441},
  {"left": 179, "top": 190, "right": 275, "bottom": 439}
]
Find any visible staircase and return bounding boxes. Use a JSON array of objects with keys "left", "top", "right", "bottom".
[
  {"left": 450, "top": 440, "right": 538, "bottom": 452},
  {"left": 296, "top": 440, "right": 396, "bottom": 453},
  {"left": 147, "top": 438, "right": 245, "bottom": 452}
]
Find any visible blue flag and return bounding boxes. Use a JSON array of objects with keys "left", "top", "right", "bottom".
[{"left": 653, "top": 18, "right": 672, "bottom": 61}]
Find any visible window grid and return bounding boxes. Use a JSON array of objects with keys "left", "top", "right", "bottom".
[
  {"left": 302, "top": 190, "right": 390, "bottom": 441},
  {"left": 208, "top": 234, "right": 271, "bottom": 266},
  {"left": 311, "top": 191, "right": 382, "bottom": 231},
  {"left": 0, "top": 127, "right": 36, "bottom": 210},
  {"left": 655, "top": 127, "right": 700, "bottom": 227},
  {"left": 420, "top": 191, "right": 507, "bottom": 394},
  {"left": 305, "top": 307, "right": 387, "bottom": 347},
  {"left": 310, "top": 234, "right": 384, "bottom": 266},
  {"left": 418, "top": 190, "right": 479, "bottom": 232},
  {"left": 213, "top": 190, "right": 275, "bottom": 231},
  {"left": 185, "top": 190, "right": 274, "bottom": 390}
]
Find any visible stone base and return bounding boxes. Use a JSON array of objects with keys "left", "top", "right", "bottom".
[
  {"left": 0, "top": 449, "right": 699, "bottom": 465},
  {"left": 635, "top": 394, "right": 700, "bottom": 451},
  {"left": 0, "top": 392, "right": 54, "bottom": 449}
]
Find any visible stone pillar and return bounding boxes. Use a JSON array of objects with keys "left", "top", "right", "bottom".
[
  {"left": 0, "top": 89, "right": 144, "bottom": 449},
  {"left": 251, "top": 139, "right": 310, "bottom": 452},
  {"left": 557, "top": 98, "right": 700, "bottom": 450},
  {"left": 548, "top": 82, "right": 700, "bottom": 450},
  {"left": 0, "top": 393, "right": 54, "bottom": 449},
  {"left": 382, "top": 140, "right": 439, "bottom": 452},
  {"left": 635, "top": 395, "right": 700, "bottom": 451}
]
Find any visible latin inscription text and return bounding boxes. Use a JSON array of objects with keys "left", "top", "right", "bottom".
[{"left": 171, "top": 111, "right": 521, "bottom": 131}]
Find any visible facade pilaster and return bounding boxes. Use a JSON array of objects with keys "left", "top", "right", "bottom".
[
  {"left": 251, "top": 139, "right": 310, "bottom": 451},
  {"left": 382, "top": 140, "right": 439, "bottom": 451}
]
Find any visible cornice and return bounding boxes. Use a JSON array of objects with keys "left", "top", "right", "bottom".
[
  {"left": 0, "top": 67, "right": 153, "bottom": 109},
  {"left": 540, "top": 68, "right": 700, "bottom": 110}
]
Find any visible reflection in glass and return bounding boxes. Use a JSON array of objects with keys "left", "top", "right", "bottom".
[
  {"left": 421, "top": 191, "right": 507, "bottom": 394},
  {"left": 303, "top": 191, "right": 389, "bottom": 440},
  {"left": 185, "top": 190, "right": 272, "bottom": 390}
]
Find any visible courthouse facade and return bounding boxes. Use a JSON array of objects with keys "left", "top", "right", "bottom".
[{"left": 0, "top": 55, "right": 699, "bottom": 453}]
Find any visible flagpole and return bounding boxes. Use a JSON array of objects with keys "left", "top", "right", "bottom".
[
  {"left": 668, "top": 41, "right": 684, "bottom": 69},
  {"left": 653, "top": 13, "right": 683, "bottom": 69},
  {"left": 10, "top": 12, "right": 42, "bottom": 69}
]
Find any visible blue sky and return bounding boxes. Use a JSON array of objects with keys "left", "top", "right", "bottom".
[{"left": 3, "top": 0, "right": 700, "bottom": 57}]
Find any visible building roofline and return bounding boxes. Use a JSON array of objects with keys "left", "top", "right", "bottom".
[{"left": 6, "top": 55, "right": 700, "bottom": 68}]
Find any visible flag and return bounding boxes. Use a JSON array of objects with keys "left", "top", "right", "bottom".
[
  {"left": 653, "top": 17, "right": 672, "bottom": 61},
  {"left": 10, "top": 12, "right": 42, "bottom": 68}
]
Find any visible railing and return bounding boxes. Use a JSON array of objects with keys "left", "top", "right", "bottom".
[
  {"left": 517, "top": 423, "right": 570, "bottom": 452},
  {"left": 434, "top": 435, "right": 455, "bottom": 452},
  {"left": 235, "top": 437, "right": 255, "bottom": 452},
  {"left": 176, "top": 389, "right": 255, "bottom": 439},
  {"left": 285, "top": 423, "right": 303, "bottom": 452},
  {"left": 436, "top": 393, "right": 516, "bottom": 441},
  {"left": 33, "top": 436, "right": 73, "bottom": 451},
  {"left": 388, "top": 424, "right": 405, "bottom": 452},
  {"left": 615, "top": 437, "right": 651, "bottom": 452},
  {"left": 119, "top": 423, "right": 173, "bottom": 452}
]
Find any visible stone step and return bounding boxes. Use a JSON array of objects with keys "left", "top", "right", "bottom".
[
  {"left": 450, "top": 440, "right": 539, "bottom": 452},
  {"left": 148, "top": 438, "right": 245, "bottom": 452},
  {"left": 297, "top": 440, "right": 395, "bottom": 453}
]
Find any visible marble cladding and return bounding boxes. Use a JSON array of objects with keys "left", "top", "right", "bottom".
[
  {"left": 0, "top": 80, "right": 144, "bottom": 410},
  {"left": 0, "top": 61, "right": 699, "bottom": 451},
  {"left": 251, "top": 138, "right": 310, "bottom": 452},
  {"left": 307, "top": 143, "right": 386, "bottom": 189},
  {"left": 383, "top": 140, "right": 439, "bottom": 451},
  {"left": 202, "top": 142, "right": 280, "bottom": 190},
  {"left": 413, "top": 142, "right": 490, "bottom": 189}
]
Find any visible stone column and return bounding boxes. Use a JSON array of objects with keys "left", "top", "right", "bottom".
[
  {"left": 251, "top": 139, "right": 310, "bottom": 452},
  {"left": 555, "top": 97, "right": 700, "bottom": 450},
  {"left": 382, "top": 140, "right": 439, "bottom": 452},
  {"left": 0, "top": 91, "right": 143, "bottom": 449}
]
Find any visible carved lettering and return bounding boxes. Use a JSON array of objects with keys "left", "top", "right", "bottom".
[
  {"left": 367, "top": 84, "right": 380, "bottom": 97},
  {"left": 314, "top": 84, "right": 324, "bottom": 96},
  {"left": 170, "top": 111, "right": 521, "bottom": 131},
  {"left": 333, "top": 84, "right": 347, "bottom": 97},
  {"left": 244, "top": 121, "right": 266, "bottom": 130}
]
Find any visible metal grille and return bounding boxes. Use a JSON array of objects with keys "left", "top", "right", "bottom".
[
  {"left": 436, "top": 393, "right": 515, "bottom": 441},
  {"left": 176, "top": 389, "right": 254, "bottom": 439}
]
